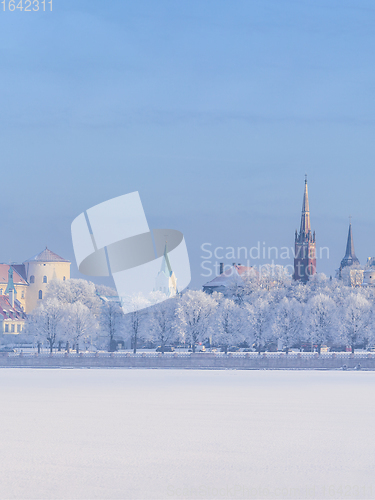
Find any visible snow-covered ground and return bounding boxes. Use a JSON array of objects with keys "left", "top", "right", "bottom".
[{"left": 0, "top": 370, "right": 374, "bottom": 500}]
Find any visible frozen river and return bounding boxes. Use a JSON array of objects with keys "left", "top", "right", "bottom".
[{"left": 0, "top": 369, "right": 374, "bottom": 500}]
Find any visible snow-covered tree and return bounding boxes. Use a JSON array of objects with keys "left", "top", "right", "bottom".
[
  {"left": 100, "top": 300, "right": 124, "bottom": 351},
  {"left": 272, "top": 297, "right": 303, "bottom": 353},
  {"left": 340, "top": 292, "right": 370, "bottom": 352},
  {"left": 366, "top": 306, "right": 375, "bottom": 348},
  {"left": 45, "top": 278, "right": 102, "bottom": 315},
  {"left": 304, "top": 293, "right": 336, "bottom": 353},
  {"left": 306, "top": 273, "right": 330, "bottom": 291},
  {"left": 258, "top": 264, "right": 291, "bottom": 290},
  {"left": 245, "top": 297, "right": 272, "bottom": 354},
  {"left": 227, "top": 268, "right": 258, "bottom": 304},
  {"left": 288, "top": 280, "right": 310, "bottom": 304},
  {"left": 27, "top": 298, "right": 66, "bottom": 353},
  {"left": 65, "top": 302, "right": 98, "bottom": 353},
  {"left": 176, "top": 290, "right": 218, "bottom": 352},
  {"left": 215, "top": 298, "right": 246, "bottom": 353},
  {"left": 148, "top": 298, "right": 177, "bottom": 353},
  {"left": 122, "top": 294, "right": 150, "bottom": 353},
  {"left": 95, "top": 284, "right": 118, "bottom": 298}
]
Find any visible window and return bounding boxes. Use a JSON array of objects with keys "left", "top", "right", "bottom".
[
  {"left": 0, "top": 289, "right": 2, "bottom": 295},
  {"left": 17, "top": 324, "right": 21, "bottom": 333},
  {"left": 43, "top": 276, "right": 47, "bottom": 283},
  {"left": 11, "top": 324, "right": 15, "bottom": 333},
  {"left": 63, "top": 276, "right": 66, "bottom": 281},
  {"left": 38, "top": 290, "right": 43, "bottom": 300},
  {"left": 5, "top": 324, "right": 8, "bottom": 332},
  {"left": 21, "top": 290, "right": 24, "bottom": 299},
  {"left": 30, "top": 275, "right": 35, "bottom": 284}
]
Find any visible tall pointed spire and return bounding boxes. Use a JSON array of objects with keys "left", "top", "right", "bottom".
[
  {"left": 155, "top": 241, "right": 177, "bottom": 297},
  {"left": 340, "top": 219, "right": 360, "bottom": 269},
  {"left": 294, "top": 176, "right": 316, "bottom": 282},
  {"left": 299, "top": 175, "right": 311, "bottom": 236},
  {"left": 160, "top": 242, "right": 173, "bottom": 277}
]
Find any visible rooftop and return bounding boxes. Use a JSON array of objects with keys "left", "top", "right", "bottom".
[
  {"left": 203, "top": 265, "right": 256, "bottom": 289},
  {"left": 24, "top": 247, "right": 70, "bottom": 263},
  {"left": 0, "top": 265, "right": 28, "bottom": 286},
  {"left": 0, "top": 295, "right": 26, "bottom": 320}
]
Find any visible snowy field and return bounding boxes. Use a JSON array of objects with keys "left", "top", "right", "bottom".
[{"left": 0, "top": 370, "right": 374, "bottom": 500}]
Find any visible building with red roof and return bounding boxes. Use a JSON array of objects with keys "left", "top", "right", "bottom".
[
  {"left": 0, "top": 247, "right": 70, "bottom": 314},
  {"left": 0, "top": 265, "right": 28, "bottom": 311},
  {"left": 0, "top": 294, "right": 26, "bottom": 335}
]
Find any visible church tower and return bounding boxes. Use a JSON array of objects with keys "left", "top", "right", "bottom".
[
  {"left": 293, "top": 176, "right": 316, "bottom": 283},
  {"left": 339, "top": 219, "right": 360, "bottom": 272},
  {"left": 337, "top": 219, "right": 362, "bottom": 286},
  {"left": 154, "top": 242, "right": 177, "bottom": 297}
]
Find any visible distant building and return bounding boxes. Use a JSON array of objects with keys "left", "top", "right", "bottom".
[
  {"left": 0, "top": 265, "right": 28, "bottom": 312},
  {"left": 293, "top": 177, "right": 316, "bottom": 283},
  {"left": 0, "top": 247, "right": 70, "bottom": 314},
  {"left": 0, "top": 294, "right": 26, "bottom": 335},
  {"left": 336, "top": 221, "right": 363, "bottom": 286},
  {"left": 23, "top": 248, "right": 71, "bottom": 312},
  {"left": 154, "top": 243, "right": 177, "bottom": 297},
  {"left": 363, "top": 257, "right": 375, "bottom": 287},
  {"left": 339, "top": 221, "right": 360, "bottom": 271},
  {"left": 202, "top": 263, "right": 255, "bottom": 295}
]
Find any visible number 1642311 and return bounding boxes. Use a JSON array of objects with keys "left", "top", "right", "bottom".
[{"left": 2, "top": 0, "right": 52, "bottom": 11}]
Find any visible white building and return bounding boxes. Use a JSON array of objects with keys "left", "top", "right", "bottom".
[
  {"left": 363, "top": 257, "right": 375, "bottom": 287},
  {"left": 202, "top": 263, "right": 255, "bottom": 295},
  {"left": 154, "top": 243, "right": 177, "bottom": 297}
]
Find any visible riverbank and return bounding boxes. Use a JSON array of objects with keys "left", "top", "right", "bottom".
[{"left": 1, "top": 351, "right": 374, "bottom": 369}]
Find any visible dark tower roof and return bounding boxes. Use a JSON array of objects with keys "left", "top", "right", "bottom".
[{"left": 340, "top": 222, "right": 360, "bottom": 269}]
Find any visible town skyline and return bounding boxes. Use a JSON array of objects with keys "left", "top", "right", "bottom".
[
  {"left": 1, "top": 176, "right": 373, "bottom": 290},
  {"left": 1, "top": 1, "right": 375, "bottom": 289}
]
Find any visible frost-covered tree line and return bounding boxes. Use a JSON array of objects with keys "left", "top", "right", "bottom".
[
  {"left": 24, "top": 267, "right": 375, "bottom": 353},
  {"left": 25, "top": 279, "right": 120, "bottom": 352}
]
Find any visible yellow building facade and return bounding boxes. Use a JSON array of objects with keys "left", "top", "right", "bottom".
[
  {"left": 24, "top": 248, "right": 71, "bottom": 312},
  {"left": 0, "top": 248, "right": 70, "bottom": 315}
]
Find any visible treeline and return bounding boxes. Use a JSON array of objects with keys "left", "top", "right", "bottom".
[{"left": 23, "top": 268, "right": 375, "bottom": 354}]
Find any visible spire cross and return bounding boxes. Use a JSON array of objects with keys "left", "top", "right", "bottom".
[
  {"left": 349, "top": 215, "right": 352, "bottom": 225},
  {"left": 305, "top": 174, "right": 307, "bottom": 184}
]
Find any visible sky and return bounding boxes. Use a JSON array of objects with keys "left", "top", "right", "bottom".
[{"left": 1, "top": 0, "right": 375, "bottom": 289}]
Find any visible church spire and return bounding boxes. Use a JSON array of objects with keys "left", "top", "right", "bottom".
[
  {"left": 294, "top": 176, "right": 316, "bottom": 282},
  {"left": 340, "top": 219, "right": 360, "bottom": 269},
  {"left": 160, "top": 241, "right": 173, "bottom": 277},
  {"left": 155, "top": 241, "right": 177, "bottom": 297},
  {"left": 299, "top": 175, "right": 311, "bottom": 236}
]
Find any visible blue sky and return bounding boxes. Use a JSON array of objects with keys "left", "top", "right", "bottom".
[{"left": 1, "top": 0, "right": 375, "bottom": 288}]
